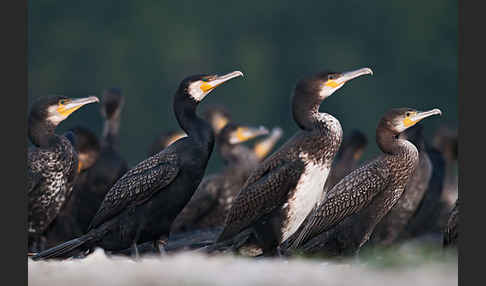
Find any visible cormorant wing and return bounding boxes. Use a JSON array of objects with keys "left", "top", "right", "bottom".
[
  {"left": 288, "top": 159, "right": 390, "bottom": 248},
  {"left": 217, "top": 158, "right": 305, "bottom": 242},
  {"left": 88, "top": 153, "right": 180, "bottom": 230}
]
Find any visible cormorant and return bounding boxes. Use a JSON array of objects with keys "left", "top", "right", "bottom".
[
  {"left": 28, "top": 96, "right": 99, "bottom": 252},
  {"left": 170, "top": 123, "right": 270, "bottom": 234},
  {"left": 44, "top": 88, "right": 129, "bottom": 247},
  {"left": 286, "top": 108, "right": 442, "bottom": 257},
  {"left": 443, "top": 198, "right": 458, "bottom": 248},
  {"left": 44, "top": 126, "right": 101, "bottom": 247},
  {"left": 370, "top": 123, "right": 433, "bottom": 246},
  {"left": 77, "top": 88, "right": 129, "bottom": 232},
  {"left": 403, "top": 126, "right": 456, "bottom": 240},
  {"left": 215, "top": 68, "right": 373, "bottom": 256},
  {"left": 32, "top": 71, "right": 244, "bottom": 260}
]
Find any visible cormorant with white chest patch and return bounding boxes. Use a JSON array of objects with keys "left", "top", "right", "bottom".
[
  {"left": 285, "top": 108, "right": 442, "bottom": 257},
  {"left": 215, "top": 67, "right": 373, "bottom": 256}
]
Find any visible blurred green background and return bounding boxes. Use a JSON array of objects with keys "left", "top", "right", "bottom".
[{"left": 28, "top": 0, "right": 457, "bottom": 171}]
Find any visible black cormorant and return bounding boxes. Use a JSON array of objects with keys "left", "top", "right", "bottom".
[
  {"left": 286, "top": 108, "right": 442, "bottom": 257},
  {"left": 215, "top": 68, "right": 373, "bottom": 255},
  {"left": 77, "top": 88, "right": 129, "bottom": 232},
  {"left": 28, "top": 96, "right": 99, "bottom": 252},
  {"left": 170, "top": 123, "right": 270, "bottom": 234},
  {"left": 32, "top": 71, "right": 244, "bottom": 260},
  {"left": 403, "top": 127, "right": 456, "bottom": 240},
  {"left": 370, "top": 123, "right": 433, "bottom": 246}
]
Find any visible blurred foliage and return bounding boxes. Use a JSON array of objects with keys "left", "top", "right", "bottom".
[{"left": 28, "top": 0, "right": 457, "bottom": 171}]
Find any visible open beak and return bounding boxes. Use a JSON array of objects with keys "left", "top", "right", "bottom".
[
  {"left": 336, "top": 67, "right": 373, "bottom": 85},
  {"left": 411, "top": 108, "right": 442, "bottom": 123},
  {"left": 230, "top": 125, "right": 269, "bottom": 144},
  {"left": 201, "top": 71, "right": 244, "bottom": 93},
  {"left": 58, "top": 96, "right": 100, "bottom": 117}
]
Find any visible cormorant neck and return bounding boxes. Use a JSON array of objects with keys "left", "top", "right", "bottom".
[
  {"left": 376, "top": 125, "right": 417, "bottom": 155},
  {"left": 174, "top": 97, "right": 214, "bottom": 153},
  {"left": 102, "top": 116, "right": 121, "bottom": 148},
  {"left": 28, "top": 116, "right": 56, "bottom": 147},
  {"left": 292, "top": 92, "right": 324, "bottom": 130}
]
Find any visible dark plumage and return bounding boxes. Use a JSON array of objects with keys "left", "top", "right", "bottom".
[
  {"left": 45, "top": 89, "right": 128, "bottom": 248},
  {"left": 215, "top": 68, "right": 373, "bottom": 256},
  {"left": 32, "top": 71, "right": 243, "bottom": 260},
  {"left": 370, "top": 123, "right": 433, "bottom": 246},
  {"left": 285, "top": 108, "right": 441, "bottom": 257},
  {"left": 443, "top": 198, "right": 459, "bottom": 248},
  {"left": 45, "top": 126, "right": 101, "bottom": 247},
  {"left": 170, "top": 123, "right": 269, "bottom": 234},
  {"left": 28, "top": 96, "right": 99, "bottom": 252}
]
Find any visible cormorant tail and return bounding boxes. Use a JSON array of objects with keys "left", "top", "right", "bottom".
[{"left": 31, "top": 234, "right": 94, "bottom": 261}]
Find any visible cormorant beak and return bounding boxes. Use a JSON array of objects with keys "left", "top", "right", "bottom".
[
  {"left": 334, "top": 67, "right": 373, "bottom": 86},
  {"left": 404, "top": 108, "right": 442, "bottom": 127},
  {"left": 200, "top": 71, "right": 244, "bottom": 93},
  {"left": 57, "top": 96, "right": 100, "bottom": 117},
  {"left": 253, "top": 127, "right": 284, "bottom": 159},
  {"left": 230, "top": 126, "right": 269, "bottom": 144}
]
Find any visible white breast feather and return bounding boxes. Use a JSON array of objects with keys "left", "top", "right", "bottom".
[{"left": 280, "top": 153, "right": 330, "bottom": 242}]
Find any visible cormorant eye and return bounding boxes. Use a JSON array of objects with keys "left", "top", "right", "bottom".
[
  {"left": 59, "top": 99, "right": 70, "bottom": 105},
  {"left": 406, "top": 112, "right": 411, "bottom": 117}
]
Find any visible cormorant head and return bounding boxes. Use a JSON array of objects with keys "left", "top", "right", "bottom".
[
  {"left": 69, "top": 126, "right": 101, "bottom": 172},
  {"left": 101, "top": 88, "right": 125, "bottom": 120},
  {"left": 29, "top": 95, "right": 100, "bottom": 127},
  {"left": 295, "top": 67, "right": 373, "bottom": 101},
  {"left": 219, "top": 123, "right": 269, "bottom": 145},
  {"left": 202, "top": 104, "right": 232, "bottom": 135},
  {"left": 380, "top": 108, "right": 442, "bottom": 135},
  {"left": 340, "top": 129, "right": 368, "bottom": 160},
  {"left": 147, "top": 130, "right": 187, "bottom": 156},
  {"left": 177, "top": 71, "right": 244, "bottom": 104}
]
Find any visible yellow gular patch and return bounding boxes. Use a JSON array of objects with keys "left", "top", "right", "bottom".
[
  {"left": 403, "top": 117, "right": 417, "bottom": 127},
  {"left": 235, "top": 127, "right": 249, "bottom": 142},
  {"left": 57, "top": 102, "right": 82, "bottom": 117},
  {"left": 324, "top": 80, "right": 343, "bottom": 89},
  {"left": 254, "top": 142, "right": 271, "bottom": 159},
  {"left": 77, "top": 161, "right": 83, "bottom": 173},
  {"left": 214, "top": 116, "right": 229, "bottom": 132},
  {"left": 200, "top": 82, "right": 214, "bottom": 93}
]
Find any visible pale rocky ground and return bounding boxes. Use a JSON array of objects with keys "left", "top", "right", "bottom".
[{"left": 29, "top": 241, "right": 457, "bottom": 286}]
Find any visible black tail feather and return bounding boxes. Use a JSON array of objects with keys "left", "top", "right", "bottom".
[{"left": 31, "top": 234, "right": 93, "bottom": 261}]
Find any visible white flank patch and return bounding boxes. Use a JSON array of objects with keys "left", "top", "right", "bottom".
[{"left": 280, "top": 153, "right": 330, "bottom": 242}]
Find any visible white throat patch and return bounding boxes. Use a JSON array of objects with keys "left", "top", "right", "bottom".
[{"left": 187, "top": 81, "right": 207, "bottom": 102}]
